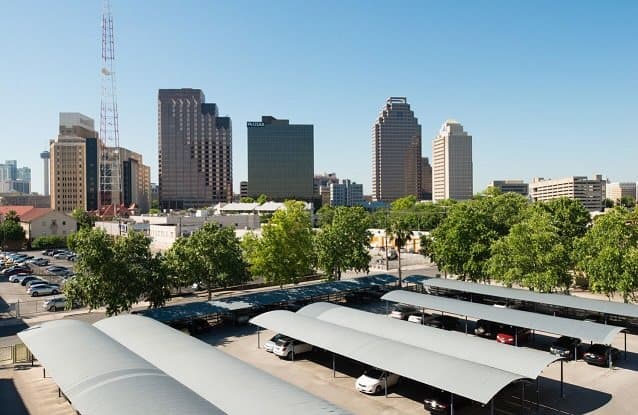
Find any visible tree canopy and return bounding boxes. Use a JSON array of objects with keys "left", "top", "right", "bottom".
[
  {"left": 576, "top": 208, "right": 638, "bottom": 302},
  {"left": 0, "top": 210, "right": 25, "bottom": 249},
  {"left": 315, "top": 206, "right": 371, "bottom": 280},
  {"left": 164, "top": 223, "right": 249, "bottom": 300},
  {"left": 243, "top": 200, "right": 314, "bottom": 286},
  {"left": 65, "top": 228, "right": 170, "bottom": 315}
]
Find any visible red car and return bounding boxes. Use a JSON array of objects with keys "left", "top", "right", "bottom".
[{"left": 496, "top": 326, "right": 531, "bottom": 345}]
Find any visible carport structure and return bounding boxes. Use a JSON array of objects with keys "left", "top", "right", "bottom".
[
  {"left": 251, "top": 310, "right": 546, "bottom": 414},
  {"left": 137, "top": 273, "right": 398, "bottom": 325},
  {"left": 408, "top": 275, "right": 638, "bottom": 327},
  {"left": 18, "top": 316, "right": 352, "bottom": 415},
  {"left": 382, "top": 290, "right": 627, "bottom": 368}
]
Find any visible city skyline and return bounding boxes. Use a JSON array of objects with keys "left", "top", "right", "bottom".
[{"left": 1, "top": 1, "right": 637, "bottom": 197}]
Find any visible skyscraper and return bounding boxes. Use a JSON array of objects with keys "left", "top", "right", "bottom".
[
  {"left": 40, "top": 151, "right": 50, "bottom": 196},
  {"left": 247, "top": 116, "right": 314, "bottom": 201},
  {"left": 50, "top": 113, "right": 99, "bottom": 212},
  {"left": 158, "top": 89, "right": 232, "bottom": 209},
  {"left": 119, "top": 147, "right": 151, "bottom": 213},
  {"left": 432, "top": 120, "right": 473, "bottom": 202},
  {"left": 421, "top": 157, "right": 432, "bottom": 200},
  {"left": 372, "top": 97, "right": 422, "bottom": 202}
]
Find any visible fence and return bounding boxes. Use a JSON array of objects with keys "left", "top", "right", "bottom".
[
  {"left": 0, "top": 343, "right": 33, "bottom": 366},
  {"left": 9, "top": 299, "right": 54, "bottom": 318}
]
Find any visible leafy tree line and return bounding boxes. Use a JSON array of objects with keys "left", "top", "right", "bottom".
[
  {"left": 0, "top": 210, "right": 26, "bottom": 249},
  {"left": 419, "top": 188, "right": 638, "bottom": 302},
  {"left": 64, "top": 201, "right": 375, "bottom": 315}
]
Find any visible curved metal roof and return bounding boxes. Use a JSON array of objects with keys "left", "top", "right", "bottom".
[
  {"left": 421, "top": 277, "right": 638, "bottom": 319},
  {"left": 17, "top": 319, "right": 224, "bottom": 415},
  {"left": 94, "top": 315, "right": 350, "bottom": 415},
  {"left": 251, "top": 310, "right": 526, "bottom": 404},
  {"left": 382, "top": 290, "right": 625, "bottom": 344},
  {"left": 298, "top": 302, "right": 559, "bottom": 379}
]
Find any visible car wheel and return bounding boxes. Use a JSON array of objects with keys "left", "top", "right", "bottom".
[
  {"left": 375, "top": 386, "right": 381, "bottom": 394},
  {"left": 32, "top": 292, "right": 38, "bottom": 297},
  {"left": 286, "top": 352, "right": 292, "bottom": 360},
  {"left": 49, "top": 306, "right": 56, "bottom": 312},
  {"left": 52, "top": 290, "right": 58, "bottom": 295}
]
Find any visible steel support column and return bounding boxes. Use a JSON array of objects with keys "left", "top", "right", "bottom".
[
  {"left": 332, "top": 353, "right": 336, "bottom": 378},
  {"left": 560, "top": 359, "right": 564, "bottom": 398}
]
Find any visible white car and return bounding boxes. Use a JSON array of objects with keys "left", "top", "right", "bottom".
[
  {"left": 407, "top": 312, "right": 431, "bottom": 325},
  {"left": 8, "top": 273, "right": 32, "bottom": 283},
  {"left": 264, "top": 333, "right": 290, "bottom": 353},
  {"left": 389, "top": 304, "right": 420, "bottom": 320},
  {"left": 28, "top": 284, "right": 60, "bottom": 297},
  {"left": 355, "top": 369, "right": 400, "bottom": 394},
  {"left": 272, "top": 338, "right": 312, "bottom": 359}
]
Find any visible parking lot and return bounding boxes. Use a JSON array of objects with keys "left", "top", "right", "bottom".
[{"left": 199, "top": 301, "right": 638, "bottom": 414}]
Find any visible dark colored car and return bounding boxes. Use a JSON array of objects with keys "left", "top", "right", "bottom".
[
  {"left": 1, "top": 266, "right": 33, "bottom": 276},
  {"left": 583, "top": 344, "right": 620, "bottom": 366},
  {"left": 168, "top": 318, "right": 211, "bottom": 336},
  {"left": 424, "top": 315, "right": 460, "bottom": 331},
  {"left": 496, "top": 326, "right": 531, "bottom": 345},
  {"left": 474, "top": 320, "right": 503, "bottom": 339},
  {"left": 423, "top": 388, "right": 468, "bottom": 414},
  {"left": 550, "top": 336, "right": 583, "bottom": 359},
  {"left": 20, "top": 276, "right": 44, "bottom": 286}
]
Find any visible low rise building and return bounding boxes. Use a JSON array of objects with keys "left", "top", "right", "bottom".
[
  {"left": 530, "top": 175, "right": 605, "bottom": 212},
  {"left": 490, "top": 180, "right": 529, "bottom": 196},
  {"left": 329, "top": 180, "right": 364, "bottom": 207},
  {"left": 0, "top": 205, "right": 76, "bottom": 241},
  {"left": 606, "top": 182, "right": 636, "bottom": 204},
  {"left": 0, "top": 193, "right": 51, "bottom": 208}
]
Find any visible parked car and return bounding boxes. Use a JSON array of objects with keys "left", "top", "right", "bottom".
[
  {"left": 25, "top": 279, "right": 50, "bottom": 288},
  {"left": 272, "top": 338, "right": 312, "bottom": 359},
  {"left": 474, "top": 320, "right": 502, "bottom": 339},
  {"left": 168, "top": 318, "right": 211, "bottom": 335},
  {"left": 53, "top": 252, "right": 73, "bottom": 260},
  {"left": 550, "top": 336, "right": 583, "bottom": 359},
  {"left": 9, "top": 273, "right": 33, "bottom": 283},
  {"left": 264, "top": 333, "right": 291, "bottom": 352},
  {"left": 355, "top": 368, "right": 400, "bottom": 394},
  {"left": 389, "top": 304, "right": 420, "bottom": 320},
  {"left": 496, "top": 326, "right": 531, "bottom": 345},
  {"left": 28, "top": 257, "right": 50, "bottom": 266},
  {"left": 583, "top": 344, "right": 620, "bottom": 366},
  {"left": 408, "top": 312, "right": 432, "bottom": 325},
  {"left": 42, "top": 297, "right": 67, "bottom": 312},
  {"left": 423, "top": 315, "right": 460, "bottom": 331},
  {"left": 423, "top": 388, "right": 469, "bottom": 414},
  {"left": 28, "top": 284, "right": 61, "bottom": 297},
  {"left": 20, "top": 276, "right": 44, "bottom": 286},
  {"left": 1, "top": 266, "right": 32, "bottom": 276}
]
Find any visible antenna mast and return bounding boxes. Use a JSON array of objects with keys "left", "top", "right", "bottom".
[{"left": 99, "top": 0, "right": 122, "bottom": 211}]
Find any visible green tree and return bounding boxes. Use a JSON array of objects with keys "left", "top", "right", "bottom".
[
  {"left": 315, "top": 206, "right": 371, "bottom": 280},
  {"left": 151, "top": 199, "right": 160, "bottom": 210},
  {"left": 65, "top": 228, "right": 170, "bottom": 315},
  {"left": 316, "top": 205, "right": 335, "bottom": 227},
  {"left": 71, "top": 208, "right": 95, "bottom": 230},
  {"left": 620, "top": 196, "right": 636, "bottom": 209},
  {"left": 487, "top": 209, "right": 572, "bottom": 292},
  {"left": 391, "top": 195, "right": 417, "bottom": 212},
  {"left": 576, "top": 208, "right": 638, "bottom": 302},
  {"left": 164, "top": 223, "right": 249, "bottom": 300},
  {"left": 604, "top": 198, "right": 614, "bottom": 209},
  {"left": 31, "top": 235, "right": 67, "bottom": 249},
  {"left": 243, "top": 200, "right": 314, "bottom": 286},
  {"left": 0, "top": 210, "right": 25, "bottom": 249},
  {"left": 430, "top": 194, "right": 527, "bottom": 282},
  {"left": 256, "top": 194, "right": 268, "bottom": 205},
  {"left": 386, "top": 219, "right": 413, "bottom": 285},
  {"left": 240, "top": 196, "right": 255, "bottom": 203}
]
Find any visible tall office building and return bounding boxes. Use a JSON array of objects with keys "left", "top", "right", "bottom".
[
  {"left": 372, "top": 97, "right": 422, "bottom": 202},
  {"left": 421, "top": 157, "right": 432, "bottom": 200},
  {"left": 50, "top": 113, "right": 99, "bottom": 213},
  {"left": 247, "top": 116, "right": 314, "bottom": 201},
  {"left": 40, "top": 151, "right": 50, "bottom": 196},
  {"left": 158, "top": 89, "right": 232, "bottom": 209},
  {"left": 119, "top": 148, "right": 151, "bottom": 213},
  {"left": 530, "top": 175, "right": 605, "bottom": 212},
  {"left": 329, "top": 179, "right": 364, "bottom": 207},
  {"left": 432, "top": 120, "right": 473, "bottom": 202},
  {"left": 0, "top": 160, "right": 30, "bottom": 194}
]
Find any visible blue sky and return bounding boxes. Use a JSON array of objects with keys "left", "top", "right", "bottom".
[{"left": 1, "top": 1, "right": 636, "bottom": 196}]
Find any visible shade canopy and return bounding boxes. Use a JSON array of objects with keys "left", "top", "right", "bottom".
[
  {"left": 251, "top": 310, "right": 527, "bottom": 404},
  {"left": 382, "top": 290, "right": 624, "bottom": 344}
]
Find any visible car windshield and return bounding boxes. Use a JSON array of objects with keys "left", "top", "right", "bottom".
[
  {"left": 588, "top": 344, "right": 607, "bottom": 354},
  {"left": 275, "top": 338, "right": 290, "bottom": 346},
  {"left": 364, "top": 369, "right": 384, "bottom": 379},
  {"left": 555, "top": 337, "right": 578, "bottom": 347}
]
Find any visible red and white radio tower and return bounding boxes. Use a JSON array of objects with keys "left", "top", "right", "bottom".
[{"left": 99, "top": 0, "right": 122, "bottom": 212}]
